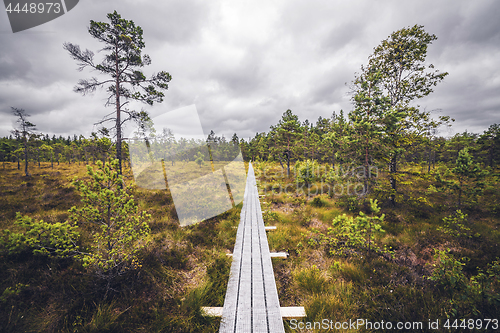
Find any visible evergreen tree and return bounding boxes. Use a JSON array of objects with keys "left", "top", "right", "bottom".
[
  {"left": 350, "top": 66, "right": 389, "bottom": 193},
  {"left": 11, "top": 107, "right": 37, "bottom": 176},
  {"left": 69, "top": 159, "right": 151, "bottom": 291},
  {"left": 359, "top": 25, "right": 448, "bottom": 205},
  {"left": 452, "top": 148, "right": 484, "bottom": 209},
  {"left": 64, "top": 11, "right": 171, "bottom": 175},
  {"left": 271, "top": 109, "right": 302, "bottom": 177},
  {"left": 478, "top": 124, "right": 500, "bottom": 168}
]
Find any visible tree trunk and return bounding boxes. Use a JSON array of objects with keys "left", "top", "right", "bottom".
[
  {"left": 389, "top": 155, "right": 397, "bottom": 206},
  {"left": 277, "top": 153, "right": 284, "bottom": 169},
  {"left": 364, "top": 145, "right": 369, "bottom": 194},
  {"left": 115, "top": 41, "right": 123, "bottom": 177},
  {"left": 24, "top": 135, "right": 29, "bottom": 176},
  {"left": 286, "top": 150, "right": 290, "bottom": 178},
  {"left": 427, "top": 148, "right": 431, "bottom": 173},
  {"left": 458, "top": 181, "right": 462, "bottom": 210},
  {"left": 286, "top": 136, "right": 290, "bottom": 177}
]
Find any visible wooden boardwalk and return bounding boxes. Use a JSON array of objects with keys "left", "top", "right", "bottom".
[{"left": 219, "top": 163, "right": 285, "bottom": 333}]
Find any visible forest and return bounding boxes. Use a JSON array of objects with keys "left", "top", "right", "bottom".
[{"left": 1, "top": 15, "right": 499, "bottom": 333}]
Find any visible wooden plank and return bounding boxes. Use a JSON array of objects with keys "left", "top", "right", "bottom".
[
  {"left": 251, "top": 191, "right": 268, "bottom": 332},
  {"left": 219, "top": 177, "right": 249, "bottom": 332},
  {"left": 226, "top": 252, "right": 288, "bottom": 258},
  {"left": 281, "top": 307, "right": 307, "bottom": 319},
  {"left": 251, "top": 170, "right": 284, "bottom": 333},
  {"left": 265, "top": 226, "right": 277, "bottom": 231},
  {"left": 234, "top": 210, "right": 252, "bottom": 332},
  {"left": 270, "top": 252, "right": 288, "bottom": 259},
  {"left": 202, "top": 307, "right": 223, "bottom": 317},
  {"left": 219, "top": 163, "right": 285, "bottom": 333},
  {"left": 202, "top": 306, "right": 307, "bottom": 319}
]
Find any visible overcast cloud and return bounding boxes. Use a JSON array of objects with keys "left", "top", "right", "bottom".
[{"left": 1, "top": 0, "right": 499, "bottom": 140}]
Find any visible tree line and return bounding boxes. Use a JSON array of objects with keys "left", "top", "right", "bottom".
[
  {"left": 1, "top": 119, "right": 242, "bottom": 174},
  {"left": 1, "top": 117, "right": 124, "bottom": 175},
  {"left": 238, "top": 24, "right": 500, "bottom": 207},
  {"left": 240, "top": 110, "right": 500, "bottom": 171}
]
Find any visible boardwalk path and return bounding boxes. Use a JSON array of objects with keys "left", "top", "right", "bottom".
[{"left": 219, "top": 163, "right": 285, "bottom": 333}]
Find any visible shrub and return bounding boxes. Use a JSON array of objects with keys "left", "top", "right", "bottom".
[
  {"left": 438, "top": 210, "right": 478, "bottom": 240},
  {"left": 1, "top": 212, "right": 79, "bottom": 257},
  {"left": 1, "top": 160, "right": 151, "bottom": 290},
  {"left": 310, "top": 196, "right": 326, "bottom": 208},
  {"left": 308, "top": 199, "right": 391, "bottom": 258},
  {"left": 295, "top": 159, "right": 320, "bottom": 187},
  {"left": 69, "top": 160, "right": 151, "bottom": 282}
]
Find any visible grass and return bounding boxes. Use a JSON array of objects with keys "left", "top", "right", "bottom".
[
  {"left": 1, "top": 159, "right": 499, "bottom": 332},
  {"left": 0, "top": 161, "right": 241, "bottom": 332},
  {"left": 254, "top": 160, "right": 500, "bottom": 332}
]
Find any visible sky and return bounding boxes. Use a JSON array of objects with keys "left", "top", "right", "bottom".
[{"left": 1, "top": 0, "right": 499, "bottom": 141}]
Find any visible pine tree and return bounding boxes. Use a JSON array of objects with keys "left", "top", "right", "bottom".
[
  {"left": 11, "top": 107, "right": 37, "bottom": 176},
  {"left": 356, "top": 25, "right": 448, "bottom": 205},
  {"left": 64, "top": 11, "right": 171, "bottom": 175},
  {"left": 271, "top": 109, "right": 302, "bottom": 177},
  {"left": 350, "top": 66, "right": 389, "bottom": 193},
  {"left": 452, "top": 148, "right": 485, "bottom": 209},
  {"left": 69, "top": 159, "right": 151, "bottom": 291}
]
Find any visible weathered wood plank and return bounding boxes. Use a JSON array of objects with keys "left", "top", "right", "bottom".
[
  {"left": 203, "top": 306, "right": 307, "bottom": 319},
  {"left": 219, "top": 163, "right": 285, "bottom": 333}
]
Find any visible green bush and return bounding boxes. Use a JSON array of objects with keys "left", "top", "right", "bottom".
[
  {"left": 314, "top": 199, "right": 391, "bottom": 258},
  {"left": 295, "top": 159, "right": 320, "bottom": 187},
  {"left": 1, "top": 213, "right": 79, "bottom": 257},
  {"left": 310, "top": 196, "right": 326, "bottom": 208}
]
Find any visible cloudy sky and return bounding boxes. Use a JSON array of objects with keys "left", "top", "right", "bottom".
[{"left": 1, "top": 0, "right": 499, "bottom": 141}]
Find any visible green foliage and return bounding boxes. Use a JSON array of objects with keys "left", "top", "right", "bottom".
[
  {"left": 11, "top": 107, "right": 37, "bottom": 176},
  {"left": 1, "top": 212, "right": 79, "bottom": 257},
  {"left": 310, "top": 196, "right": 326, "bottom": 208},
  {"left": 427, "top": 249, "right": 468, "bottom": 317},
  {"left": 1, "top": 160, "right": 151, "bottom": 285},
  {"left": 357, "top": 25, "right": 449, "bottom": 205},
  {"left": 64, "top": 10, "right": 171, "bottom": 174},
  {"left": 295, "top": 159, "right": 319, "bottom": 187},
  {"left": 269, "top": 109, "right": 302, "bottom": 176},
  {"left": 470, "top": 260, "right": 500, "bottom": 310},
  {"left": 337, "top": 195, "right": 359, "bottom": 212},
  {"left": 428, "top": 250, "right": 500, "bottom": 317},
  {"left": 309, "top": 199, "right": 391, "bottom": 258},
  {"left": 69, "top": 159, "right": 151, "bottom": 279},
  {"left": 452, "top": 148, "right": 487, "bottom": 208},
  {"left": 194, "top": 151, "right": 205, "bottom": 168},
  {"left": 428, "top": 250, "right": 468, "bottom": 294},
  {"left": 438, "top": 210, "right": 478, "bottom": 239},
  {"left": 0, "top": 283, "right": 29, "bottom": 304}
]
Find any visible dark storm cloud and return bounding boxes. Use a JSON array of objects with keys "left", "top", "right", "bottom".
[{"left": 1, "top": 0, "right": 499, "bottom": 139}]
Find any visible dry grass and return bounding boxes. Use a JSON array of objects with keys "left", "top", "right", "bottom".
[
  {"left": 0, "top": 161, "right": 241, "bottom": 332},
  {"left": 1, "top": 159, "right": 499, "bottom": 332},
  {"left": 254, "top": 160, "right": 500, "bottom": 332}
]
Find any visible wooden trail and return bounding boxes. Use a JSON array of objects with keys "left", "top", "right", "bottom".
[{"left": 219, "top": 163, "right": 285, "bottom": 333}]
